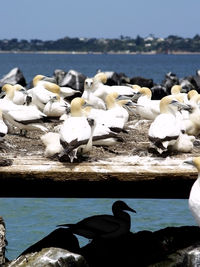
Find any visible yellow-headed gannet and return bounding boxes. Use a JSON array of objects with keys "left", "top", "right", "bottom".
[
  {"left": 43, "top": 94, "right": 70, "bottom": 118},
  {"left": 132, "top": 87, "right": 160, "bottom": 120},
  {"left": 148, "top": 95, "right": 193, "bottom": 154}
]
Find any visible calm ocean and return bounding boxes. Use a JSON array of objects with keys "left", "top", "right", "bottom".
[{"left": 0, "top": 53, "right": 199, "bottom": 260}]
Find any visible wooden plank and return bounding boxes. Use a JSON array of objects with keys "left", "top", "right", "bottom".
[{"left": 0, "top": 154, "right": 197, "bottom": 198}]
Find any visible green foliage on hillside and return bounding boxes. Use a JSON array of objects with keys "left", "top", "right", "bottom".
[{"left": 1, "top": 35, "right": 200, "bottom": 53}]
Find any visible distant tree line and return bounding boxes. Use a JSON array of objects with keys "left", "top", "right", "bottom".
[{"left": 1, "top": 35, "right": 200, "bottom": 53}]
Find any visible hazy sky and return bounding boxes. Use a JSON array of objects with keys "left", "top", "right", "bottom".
[{"left": 1, "top": 0, "right": 199, "bottom": 40}]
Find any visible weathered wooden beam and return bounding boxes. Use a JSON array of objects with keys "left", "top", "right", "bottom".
[{"left": 0, "top": 155, "right": 197, "bottom": 198}]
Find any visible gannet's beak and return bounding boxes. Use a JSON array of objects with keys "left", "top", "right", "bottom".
[
  {"left": 116, "top": 95, "right": 131, "bottom": 101},
  {"left": 0, "top": 91, "right": 5, "bottom": 98},
  {"left": 171, "top": 100, "right": 192, "bottom": 112},
  {"left": 184, "top": 159, "right": 194, "bottom": 166},
  {"left": 131, "top": 92, "right": 142, "bottom": 102},
  {"left": 42, "top": 76, "right": 57, "bottom": 84},
  {"left": 82, "top": 102, "right": 93, "bottom": 108}
]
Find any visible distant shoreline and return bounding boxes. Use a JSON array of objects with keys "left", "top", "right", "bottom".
[{"left": 0, "top": 50, "right": 200, "bottom": 55}]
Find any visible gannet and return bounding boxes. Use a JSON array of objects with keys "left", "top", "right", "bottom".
[
  {"left": 184, "top": 157, "right": 200, "bottom": 226},
  {"left": 132, "top": 87, "right": 160, "bottom": 120},
  {"left": 40, "top": 132, "right": 64, "bottom": 157},
  {"left": 84, "top": 92, "right": 133, "bottom": 132},
  {"left": 0, "top": 84, "right": 27, "bottom": 105},
  {"left": 32, "top": 74, "right": 78, "bottom": 100},
  {"left": 148, "top": 95, "right": 192, "bottom": 154},
  {"left": 43, "top": 94, "right": 70, "bottom": 118},
  {"left": 180, "top": 92, "right": 200, "bottom": 136},
  {"left": 0, "top": 96, "right": 48, "bottom": 135},
  {"left": 57, "top": 200, "right": 136, "bottom": 240},
  {"left": 82, "top": 78, "right": 106, "bottom": 110},
  {"left": 94, "top": 72, "right": 136, "bottom": 97},
  {"left": 3, "top": 104, "right": 48, "bottom": 135},
  {"left": 0, "top": 109, "right": 8, "bottom": 140},
  {"left": 58, "top": 98, "right": 96, "bottom": 162},
  {"left": 28, "top": 76, "right": 60, "bottom": 111}
]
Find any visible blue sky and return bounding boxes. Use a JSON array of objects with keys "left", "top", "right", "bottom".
[{"left": 1, "top": 0, "right": 199, "bottom": 40}]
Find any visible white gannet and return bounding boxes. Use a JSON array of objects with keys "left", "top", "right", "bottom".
[
  {"left": 58, "top": 98, "right": 96, "bottom": 162},
  {"left": 40, "top": 132, "right": 64, "bottom": 157},
  {"left": 2, "top": 104, "right": 48, "bottom": 135},
  {"left": 184, "top": 157, "right": 200, "bottom": 226},
  {"left": 82, "top": 78, "right": 106, "bottom": 110},
  {"left": 0, "top": 84, "right": 28, "bottom": 105},
  {"left": 132, "top": 87, "right": 160, "bottom": 120},
  {"left": 43, "top": 94, "right": 70, "bottom": 118},
  {"left": 0, "top": 109, "right": 8, "bottom": 140},
  {"left": 171, "top": 85, "right": 188, "bottom": 102},
  {"left": 84, "top": 92, "right": 134, "bottom": 132},
  {"left": 28, "top": 75, "right": 60, "bottom": 111},
  {"left": 94, "top": 72, "right": 136, "bottom": 97},
  {"left": 32, "top": 74, "right": 78, "bottom": 100},
  {"left": 181, "top": 92, "right": 200, "bottom": 136},
  {"left": 148, "top": 95, "right": 192, "bottom": 154}
]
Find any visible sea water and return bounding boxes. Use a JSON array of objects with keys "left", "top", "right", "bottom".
[{"left": 0, "top": 53, "right": 199, "bottom": 260}]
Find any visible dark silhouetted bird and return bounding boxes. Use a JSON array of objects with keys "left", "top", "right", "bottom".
[{"left": 57, "top": 200, "right": 136, "bottom": 240}]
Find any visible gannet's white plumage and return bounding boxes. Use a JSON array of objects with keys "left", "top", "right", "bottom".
[
  {"left": 1, "top": 84, "right": 28, "bottom": 105},
  {"left": 148, "top": 95, "right": 193, "bottom": 154},
  {"left": 41, "top": 132, "right": 64, "bottom": 157},
  {"left": 59, "top": 98, "right": 96, "bottom": 162},
  {"left": 94, "top": 72, "right": 135, "bottom": 97},
  {"left": 133, "top": 87, "right": 160, "bottom": 120},
  {"left": 28, "top": 75, "right": 60, "bottom": 111},
  {"left": 0, "top": 87, "right": 48, "bottom": 134},
  {"left": 82, "top": 78, "right": 106, "bottom": 110},
  {"left": 43, "top": 94, "right": 70, "bottom": 118},
  {"left": 84, "top": 92, "right": 132, "bottom": 132},
  {"left": 182, "top": 91, "right": 200, "bottom": 136},
  {"left": 0, "top": 109, "right": 8, "bottom": 140},
  {"left": 185, "top": 157, "right": 200, "bottom": 226}
]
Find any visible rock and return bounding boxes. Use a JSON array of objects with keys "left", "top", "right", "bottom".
[
  {"left": 190, "top": 75, "right": 200, "bottom": 92},
  {"left": 162, "top": 72, "right": 179, "bottom": 94},
  {"left": 0, "top": 217, "right": 6, "bottom": 266},
  {"left": 129, "top": 76, "right": 154, "bottom": 88},
  {"left": 151, "top": 85, "right": 167, "bottom": 100},
  {"left": 53, "top": 69, "right": 67, "bottom": 85},
  {"left": 0, "top": 68, "right": 26, "bottom": 88},
  {"left": 6, "top": 247, "right": 88, "bottom": 267},
  {"left": 104, "top": 71, "right": 130, "bottom": 85},
  {"left": 19, "top": 228, "right": 80, "bottom": 256},
  {"left": 80, "top": 226, "right": 200, "bottom": 267},
  {"left": 59, "top": 70, "right": 87, "bottom": 92},
  {"left": 179, "top": 77, "right": 195, "bottom": 92}
]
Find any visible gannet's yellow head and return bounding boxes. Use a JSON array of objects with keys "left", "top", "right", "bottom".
[
  {"left": 70, "top": 97, "right": 86, "bottom": 117},
  {"left": 105, "top": 92, "right": 119, "bottom": 109},
  {"left": 171, "top": 85, "right": 182, "bottom": 95},
  {"left": 138, "top": 87, "right": 152, "bottom": 99},
  {"left": 187, "top": 90, "right": 199, "bottom": 101},
  {"left": 160, "top": 95, "right": 190, "bottom": 114},
  {"left": 94, "top": 72, "right": 107, "bottom": 84},
  {"left": 43, "top": 82, "right": 60, "bottom": 94},
  {"left": 131, "top": 84, "right": 141, "bottom": 93},
  {"left": 32, "top": 75, "right": 45, "bottom": 87},
  {"left": 2, "top": 84, "right": 15, "bottom": 99},
  {"left": 185, "top": 157, "right": 200, "bottom": 173}
]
